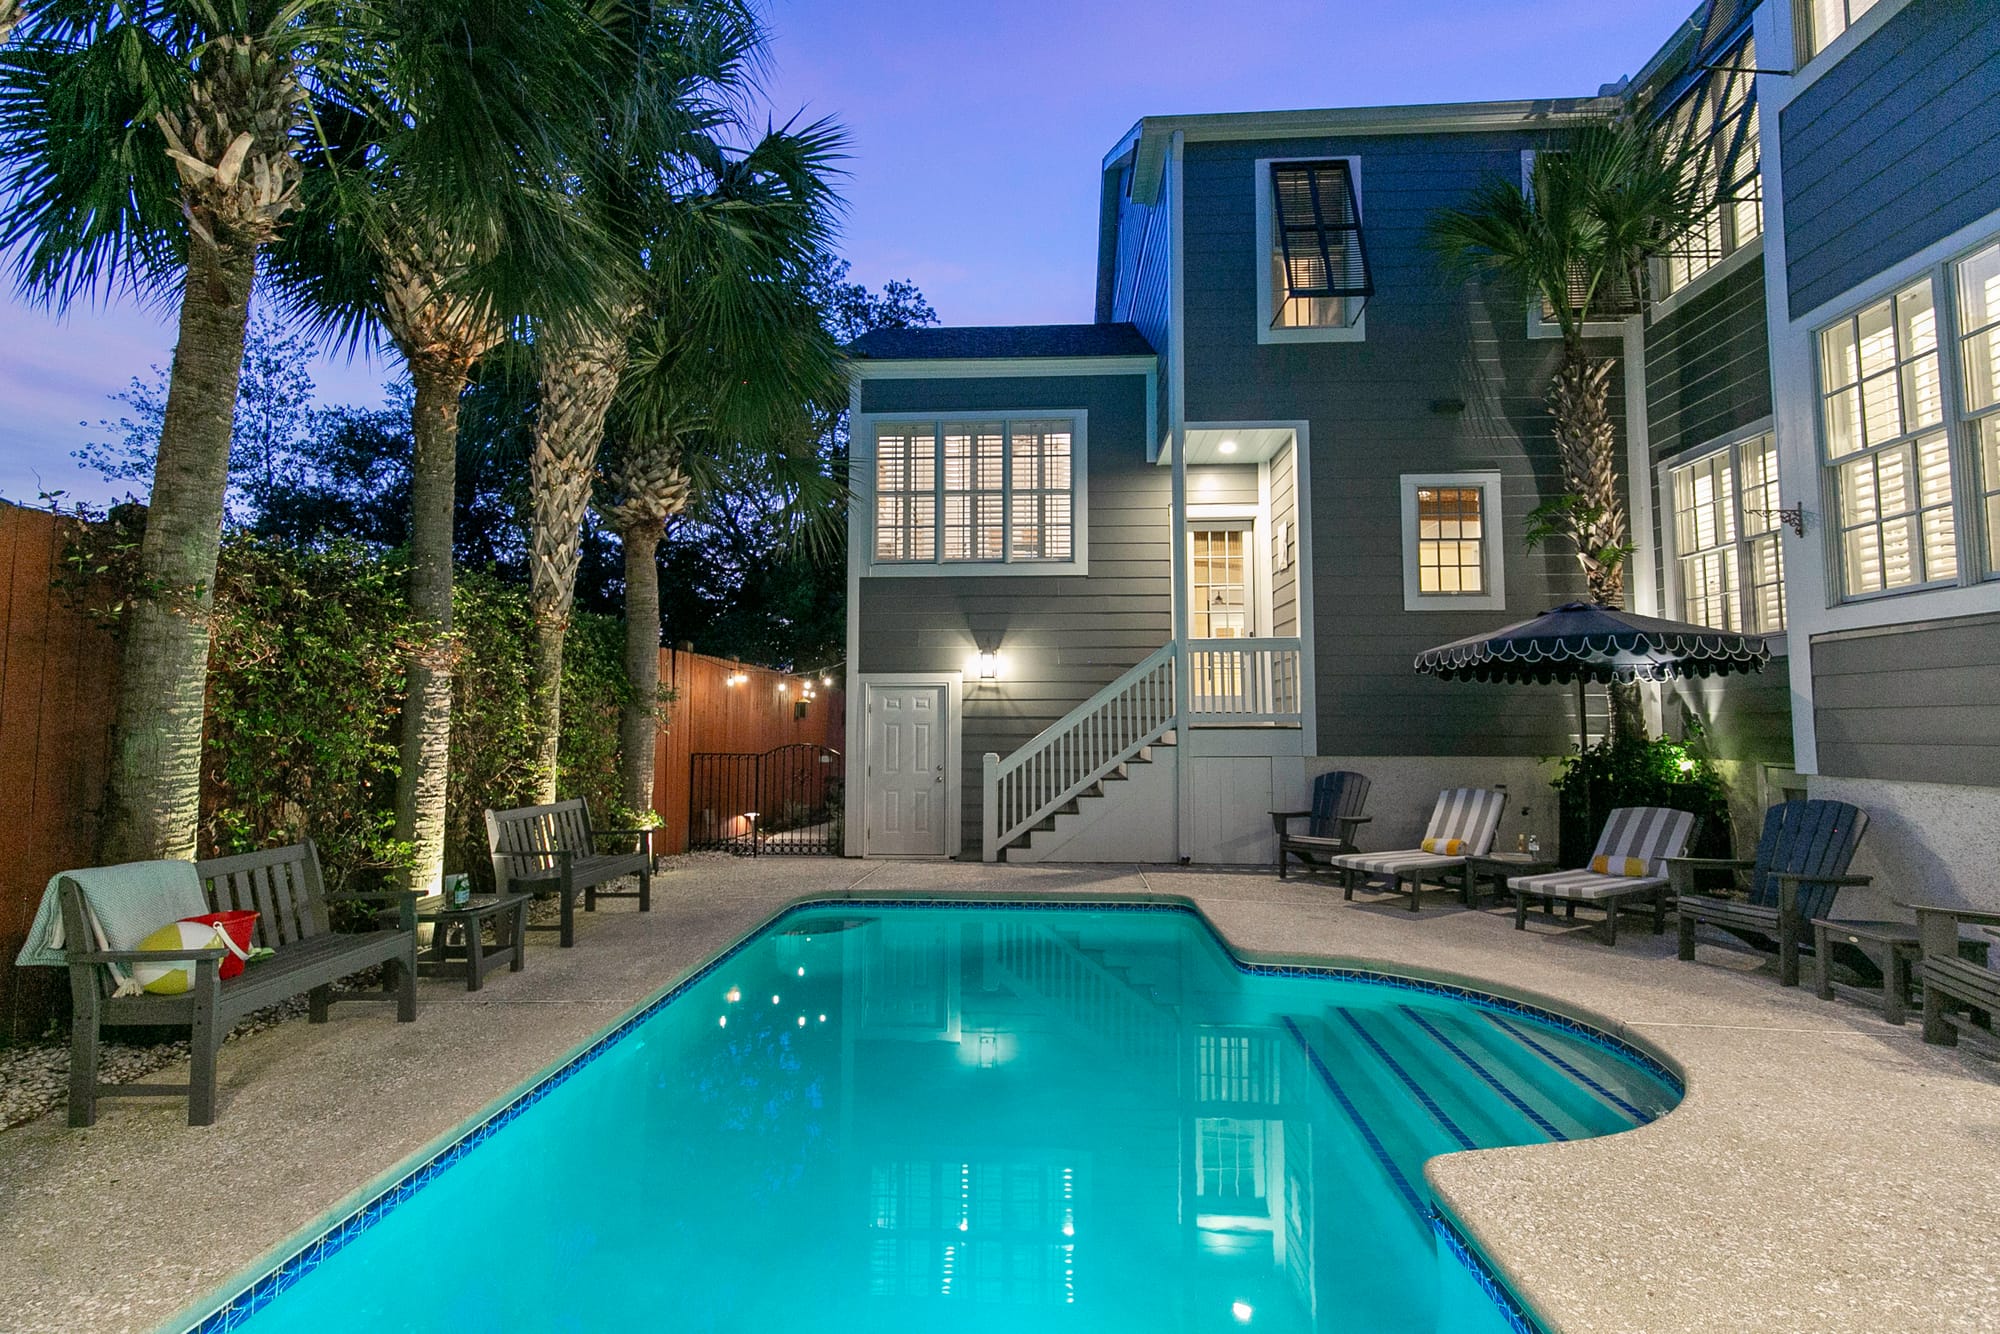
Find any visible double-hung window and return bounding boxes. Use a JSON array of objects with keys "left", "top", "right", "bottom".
[
  {"left": 873, "top": 417, "right": 1081, "bottom": 570},
  {"left": 1799, "top": 0, "right": 1882, "bottom": 63},
  {"left": 1818, "top": 280, "right": 1956, "bottom": 596},
  {"left": 1657, "top": 33, "right": 1762, "bottom": 297},
  {"left": 1258, "top": 158, "right": 1371, "bottom": 339},
  {"left": 1669, "top": 433, "right": 1786, "bottom": 632},
  {"left": 1400, "top": 472, "right": 1505, "bottom": 611},
  {"left": 1958, "top": 242, "right": 2000, "bottom": 575}
]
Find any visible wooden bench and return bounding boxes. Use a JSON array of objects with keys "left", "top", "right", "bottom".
[
  {"left": 60, "top": 840, "right": 418, "bottom": 1127},
  {"left": 485, "top": 799, "right": 653, "bottom": 948},
  {"left": 1913, "top": 904, "right": 2000, "bottom": 1053}
]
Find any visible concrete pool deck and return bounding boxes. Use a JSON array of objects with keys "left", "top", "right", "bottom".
[{"left": 2, "top": 857, "right": 1996, "bottom": 1333}]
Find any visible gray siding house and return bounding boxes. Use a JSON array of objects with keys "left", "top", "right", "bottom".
[{"left": 844, "top": 0, "right": 2000, "bottom": 899}]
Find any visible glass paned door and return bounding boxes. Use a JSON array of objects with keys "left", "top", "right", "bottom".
[{"left": 1191, "top": 528, "right": 1253, "bottom": 638}]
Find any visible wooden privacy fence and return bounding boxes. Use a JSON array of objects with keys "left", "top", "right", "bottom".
[
  {"left": 0, "top": 501, "right": 842, "bottom": 1038},
  {"left": 0, "top": 505, "right": 119, "bottom": 1041},
  {"left": 650, "top": 648, "right": 844, "bottom": 854}
]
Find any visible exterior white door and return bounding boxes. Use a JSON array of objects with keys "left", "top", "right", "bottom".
[{"left": 864, "top": 684, "right": 949, "bottom": 855}]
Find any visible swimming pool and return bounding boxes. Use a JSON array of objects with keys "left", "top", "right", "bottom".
[{"left": 181, "top": 902, "right": 1679, "bottom": 1333}]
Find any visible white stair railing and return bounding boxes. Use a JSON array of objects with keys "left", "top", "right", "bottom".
[{"left": 981, "top": 641, "right": 1177, "bottom": 861}]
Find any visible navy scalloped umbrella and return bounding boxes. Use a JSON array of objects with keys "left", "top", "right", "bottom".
[{"left": 1414, "top": 602, "right": 1771, "bottom": 743}]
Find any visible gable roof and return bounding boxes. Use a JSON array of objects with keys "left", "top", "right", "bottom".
[{"left": 845, "top": 323, "right": 1156, "bottom": 361}]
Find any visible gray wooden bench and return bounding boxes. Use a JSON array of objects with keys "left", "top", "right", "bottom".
[
  {"left": 485, "top": 799, "right": 653, "bottom": 948},
  {"left": 1913, "top": 904, "right": 2000, "bottom": 1053},
  {"left": 60, "top": 840, "right": 418, "bottom": 1127}
]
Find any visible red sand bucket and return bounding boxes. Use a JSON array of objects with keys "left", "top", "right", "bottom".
[{"left": 185, "top": 910, "right": 259, "bottom": 979}]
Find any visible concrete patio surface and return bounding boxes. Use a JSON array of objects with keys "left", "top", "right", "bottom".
[{"left": 3, "top": 856, "right": 1997, "bottom": 1333}]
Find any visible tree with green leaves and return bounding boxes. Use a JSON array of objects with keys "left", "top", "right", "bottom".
[
  {"left": 270, "top": 1, "right": 616, "bottom": 891},
  {"left": 524, "top": 0, "right": 844, "bottom": 804},
  {"left": 1, "top": 1, "right": 317, "bottom": 860},
  {"left": 597, "top": 156, "right": 845, "bottom": 816},
  {"left": 1430, "top": 115, "right": 1701, "bottom": 741}
]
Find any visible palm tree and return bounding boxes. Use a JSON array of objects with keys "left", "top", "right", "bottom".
[
  {"left": 1, "top": 2, "right": 315, "bottom": 860},
  {"left": 524, "top": 0, "right": 841, "bottom": 803},
  {"left": 270, "top": 0, "right": 615, "bottom": 890},
  {"left": 1430, "top": 115, "right": 1702, "bottom": 740},
  {"left": 598, "top": 163, "right": 844, "bottom": 816}
]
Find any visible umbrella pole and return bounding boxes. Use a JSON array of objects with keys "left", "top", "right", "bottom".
[{"left": 1576, "top": 677, "right": 1589, "bottom": 749}]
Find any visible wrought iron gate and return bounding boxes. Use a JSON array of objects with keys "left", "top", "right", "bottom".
[{"left": 688, "top": 744, "right": 844, "bottom": 855}]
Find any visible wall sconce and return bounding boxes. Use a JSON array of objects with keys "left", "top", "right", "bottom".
[{"left": 965, "top": 650, "right": 1004, "bottom": 684}]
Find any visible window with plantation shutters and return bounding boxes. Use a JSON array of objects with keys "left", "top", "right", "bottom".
[
  {"left": 871, "top": 417, "right": 1082, "bottom": 571},
  {"left": 1669, "top": 433, "right": 1785, "bottom": 632},
  {"left": 1267, "top": 160, "right": 1370, "bottom": 330}
]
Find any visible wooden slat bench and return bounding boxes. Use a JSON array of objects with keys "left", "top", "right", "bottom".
[
  {"left": 485, "top": 799, "right": 653, "bottom": 948},
  {"left": 1913, "top": 904, "right": 2000, "bottom": 1053},
  {"left": 60, "top": 840, "right": 418, "bottom": 1126}
]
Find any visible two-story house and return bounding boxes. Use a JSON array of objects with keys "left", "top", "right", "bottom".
[{"left": 843, "top": 0, "right": 2000, "bottom": 903}]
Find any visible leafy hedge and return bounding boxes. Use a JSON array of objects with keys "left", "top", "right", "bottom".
[
  {"left": 1551, "top": 730, "right": 1733, "bottom": 867},
  {"left": 198, "top": 534, "right": 630, "bottom": 892}
]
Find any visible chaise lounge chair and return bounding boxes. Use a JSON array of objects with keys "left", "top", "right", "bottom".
[
  {"left": 1326, "top": 787, "right": 1506, "bottom": 913},
  {"left": 1271, "top": 770, "right": 1371, "bottom": 879},
  {"left": 1505, "top": 806, "right": 1698, "bottom": 945},
  {"left": 1672, "top": 798, "right": 1870, "bottom": 986}
]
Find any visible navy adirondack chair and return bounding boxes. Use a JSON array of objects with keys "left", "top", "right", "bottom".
[
  {"left": 1670, "top": 799, "right": 1871, "bottom": 986},
  {"left": 1271, "top": 771, "right": 1372, "bottom": 879}
]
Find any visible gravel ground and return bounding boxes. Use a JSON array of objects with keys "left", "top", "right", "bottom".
[{"left": 0, "top": 853, "right": 736, "bottom": 1131}]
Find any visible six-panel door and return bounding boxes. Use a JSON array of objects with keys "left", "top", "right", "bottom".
[{"left": 864, "top": 684, "right": 948, "bottom": 855}]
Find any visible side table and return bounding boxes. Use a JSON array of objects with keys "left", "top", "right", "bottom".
[
  {"left": 1812, "top": 917, "right": 1992, "bottom": 1025},
  {"left": 415, "top": 892, "right": 531, "bottom": 992},
  {"left": 1463, "top": 852, "right": 1557, "bottom": 911}
]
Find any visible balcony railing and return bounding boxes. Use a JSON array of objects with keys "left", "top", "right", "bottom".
[{"left": 1185, "top": 637, "right": 1304, "bottom": 724}]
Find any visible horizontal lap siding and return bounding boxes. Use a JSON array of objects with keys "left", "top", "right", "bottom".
[
  {"left": 1782, "top": 0, "right": 2000, "bottom": 317},
  {"left": 1179, "top": 133, "right": 1606, "bottom": 755},
  {"left": 857, "top": 373, "right": 1167, "bottom": 853},
  {"left": 1811, "top": 612, "right": 2000, "bottom": 786},
  {"left": 1270, "top": 442, "right": 1299, "bottom": 636}
]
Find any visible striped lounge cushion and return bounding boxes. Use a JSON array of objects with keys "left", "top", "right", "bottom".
[
  {"left": 1511, "top": 868, "right": 1671, "bottom": 901},
  {"left": 1589, "top": 807, "right": 1697, "bottom": 880}
]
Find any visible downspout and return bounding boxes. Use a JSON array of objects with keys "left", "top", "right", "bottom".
[{"left": 1169, "top": 130, "right": 1190, "bottom": 864}]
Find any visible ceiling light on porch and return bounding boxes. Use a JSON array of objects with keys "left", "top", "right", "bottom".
[{"left": 1218, "top": 439, "right": 1238, "bottom": 454}]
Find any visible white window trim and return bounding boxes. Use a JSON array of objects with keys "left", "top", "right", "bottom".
[
  {"left": 1520, "top": 150, "right": 1631, "bottom": 342},
  {"left": 1649, "top": 236, "right": 1765, "bottom": 323},
  {"left": 1400, "top": 471, "right": 1506, "bottom": 611},
  {"left": 1782, "top": 0, "right": 1918, "bottom": 104},
  {"left": 1657, "top": 418, "right": 1790, "bottom": 641},
  {"left": 1255, "top": 155, "right": 1367, "bottom": 345},
  {"left": 1809, "top": 241, "right": 1994, "bottom": 606},
  {"left": 855, "top": 408, "right": 1090, "bottom": 578}
]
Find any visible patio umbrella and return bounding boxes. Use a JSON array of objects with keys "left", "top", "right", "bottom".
[{"left": 1413, "top": 601, "right": 1771, "bottom": 744}]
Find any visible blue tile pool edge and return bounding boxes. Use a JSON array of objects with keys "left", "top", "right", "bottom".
[{"left": 165, "top": 892, "right": 1680, "bottom": 1334}]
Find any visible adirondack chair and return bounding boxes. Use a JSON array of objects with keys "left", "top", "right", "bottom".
[
  {"left": 1271, "top": 770, "right": 1372, "bottom": 879},
  {"left": 1910, "top": 904, "right": 2000, "bottom": 1052},
  {"left": 485, "top": 799, "right": 653, "bottom": 948},
  {"left": 1326, "top": 787, "right": 1508, "bottom": 913},
  {"left": 1672, "top": 799, "right": 1871, "bottom": 986},
  {"left": 1506, "top": 807, "right": 1698, "bottom": 945},
  {"left": 60, "top": 841, "right": 418, "bottom": 1126}
]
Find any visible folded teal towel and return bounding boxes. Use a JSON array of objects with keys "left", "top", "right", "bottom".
[{"left": 14, "top": 861, "right": 210, "bottom": 986}]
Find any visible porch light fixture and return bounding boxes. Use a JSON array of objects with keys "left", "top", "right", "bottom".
[
  {"left": 976, "top": 651, "right": 1000, "bottom": 680},
  {"left": 1218, "top": 439, "right": 1238, "bottom": 454}
]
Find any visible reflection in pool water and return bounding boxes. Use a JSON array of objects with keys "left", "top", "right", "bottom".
[{"left": 210, "top": 905, "right": 1677, "bottom": 1334}]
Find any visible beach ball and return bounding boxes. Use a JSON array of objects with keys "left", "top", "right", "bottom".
[{"left": 134, "top": 920, "right": 228, "bottom": 995}]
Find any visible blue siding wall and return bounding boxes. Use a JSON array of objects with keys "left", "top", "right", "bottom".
[
  {"left": 1782, "top": 0, "right": 2000, "bottom": 317},
  {"left": 1176, "top": 132, "right": 1610, "bottom": 757},
  {"left": 856, "top": 371, "right": 1166, "bottom": 853}
]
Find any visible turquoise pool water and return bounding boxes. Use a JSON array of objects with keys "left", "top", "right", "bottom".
[{"left": 193, "top": 904, "right": 1678, "bottom": 1334}]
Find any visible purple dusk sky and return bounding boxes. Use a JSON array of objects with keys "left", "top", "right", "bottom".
[{"left": 1, "top": 0, "right": 1699, "bottom": 505}]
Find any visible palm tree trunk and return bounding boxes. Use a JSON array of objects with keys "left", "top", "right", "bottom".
[
  {"left": 99, "top": 240, "right": 258, "bottom": 862},
  {"left": 394, "top": 358, "right": 468, "bottom": 894},
  {"left": 617, "top": 528, "right": 662, "bottom": 816},
  {"left": 1549, "top": 341, "right": 1644, "bottom": 744},
  {"left": 527, "top": 325, "right": 629, "bottom": 802}
]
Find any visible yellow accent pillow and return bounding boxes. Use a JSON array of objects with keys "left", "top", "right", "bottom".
[
  {"left": 1420, "top": 837, "right": 1465, "bottom": 856},
  {"left": 1591, "top": 855, "right": 1649, "bottom": 877}
]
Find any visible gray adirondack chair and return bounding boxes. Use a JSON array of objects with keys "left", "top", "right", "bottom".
[
  {"left": 1672, "top": 799, "right": 1871, "bottom": 986},
  {"left": 1272, "top": 771, "right": 1372, "bottom": 879}
]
